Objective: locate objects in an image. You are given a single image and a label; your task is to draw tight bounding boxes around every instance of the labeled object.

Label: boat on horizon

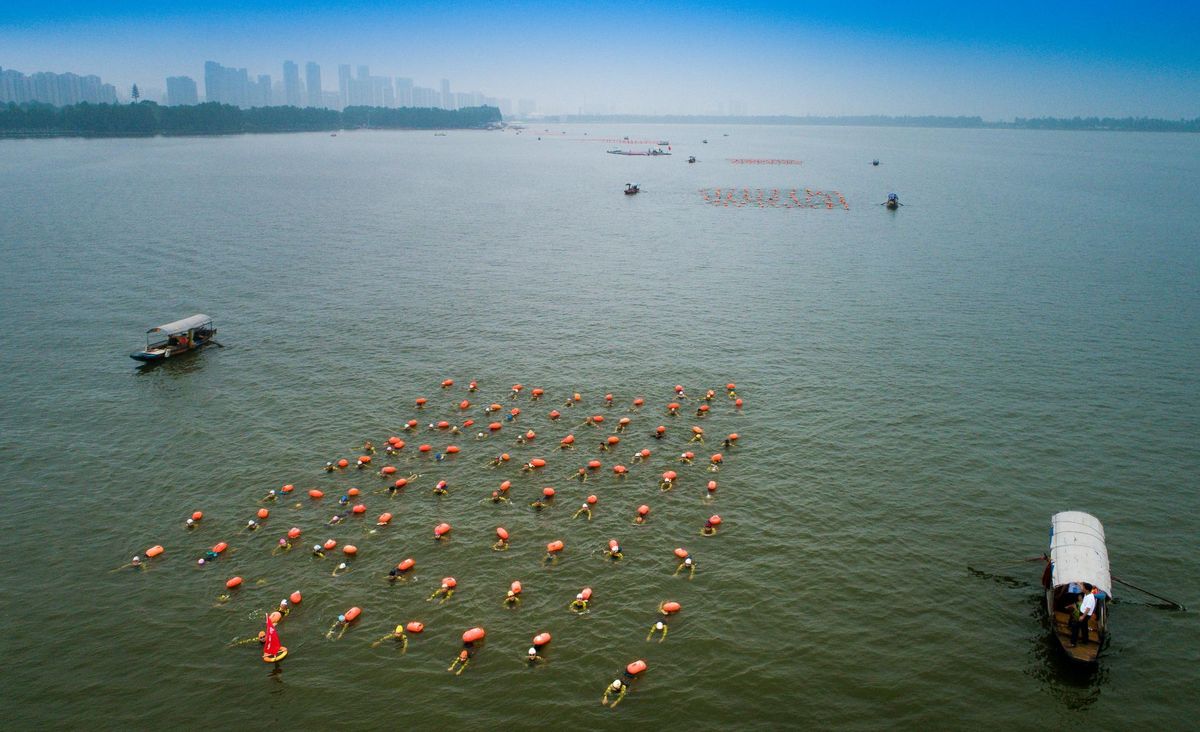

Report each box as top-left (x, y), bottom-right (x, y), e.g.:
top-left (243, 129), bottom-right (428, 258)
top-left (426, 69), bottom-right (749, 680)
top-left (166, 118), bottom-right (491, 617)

top-left (130, 314), bottom-right (216, 362)
top-left (1041, 511), bottom-right (1111, 663)
top-left (607, 148), bottom-right (671, 156)
top-left (624, 183), bottom-right (640, 195)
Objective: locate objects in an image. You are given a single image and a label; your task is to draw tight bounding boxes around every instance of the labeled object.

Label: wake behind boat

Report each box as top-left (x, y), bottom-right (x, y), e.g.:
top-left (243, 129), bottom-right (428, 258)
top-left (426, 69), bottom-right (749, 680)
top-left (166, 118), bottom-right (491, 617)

top-left (130, 314), bottom-right (217, 362)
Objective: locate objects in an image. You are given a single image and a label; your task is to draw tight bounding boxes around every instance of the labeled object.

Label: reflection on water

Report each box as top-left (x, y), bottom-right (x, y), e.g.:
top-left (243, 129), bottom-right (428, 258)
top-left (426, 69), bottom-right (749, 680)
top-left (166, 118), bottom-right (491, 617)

top-left (133, 350), bottom-right (210, 377)
top-left (1025, 593), bottom-right (1108, 710)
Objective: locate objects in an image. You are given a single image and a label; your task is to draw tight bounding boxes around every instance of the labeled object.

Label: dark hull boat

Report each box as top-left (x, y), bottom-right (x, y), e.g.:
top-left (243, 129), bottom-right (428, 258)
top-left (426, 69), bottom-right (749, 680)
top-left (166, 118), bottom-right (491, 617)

top-left (130, 314), bottom-right (216, 362)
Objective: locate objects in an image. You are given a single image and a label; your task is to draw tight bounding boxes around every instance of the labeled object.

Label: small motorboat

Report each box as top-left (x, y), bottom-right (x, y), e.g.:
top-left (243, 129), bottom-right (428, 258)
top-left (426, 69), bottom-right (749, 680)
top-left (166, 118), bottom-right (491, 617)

top-left (883, 192), bottom-right (902, 210)
top-left (872, 159), bottom-right (880, 166)
top-left (624, 183), bottom-right (640, 195)
top-left (657, 140), bottom-right (670, 146)
top-left (130, 314), bottom-right (216, 362)
top-left (1041, 511), bottom-right (1111, 663)
top-left (702, 139), bottom-right (708, 144)
top-left (687, 156), bottom-right (696, 164)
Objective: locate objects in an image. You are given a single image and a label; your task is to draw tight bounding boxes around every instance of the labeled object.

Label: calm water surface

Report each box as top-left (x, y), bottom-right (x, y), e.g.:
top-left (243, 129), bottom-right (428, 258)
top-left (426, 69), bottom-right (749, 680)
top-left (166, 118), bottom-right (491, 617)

top-left (0, 124), bottom-right (1197, 729)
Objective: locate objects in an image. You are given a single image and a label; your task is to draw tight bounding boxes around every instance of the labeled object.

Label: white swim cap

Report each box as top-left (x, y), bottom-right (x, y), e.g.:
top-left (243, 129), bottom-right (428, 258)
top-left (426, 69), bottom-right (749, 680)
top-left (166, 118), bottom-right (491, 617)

top-left (338, 614), bottom-right (346, 622)
top-left (338, 562), bottom-right (347, 569)
top-left (685, 557), bottom-right (693, 565)
top-left (656, 621), bottom-right (664, 629)
top-left (528, 647), bottom-right (536, 655)
top-left (247, 520), bottom-right (255, 526)
top-left (312, 544), bottom-right (321, 551)
top-left (612, 679), bottom-right (622, 689)
top-left (280, 599), bottom-right (289, 607)
top-left (186, 518), bottom-right (194, 525)
top-left (575, 593), bottom-right (583, 600)
top-left (132, 556), bottom-right (140, 562)
top-left (197, 558), bottom-right (205, 565)
top-left (613, 545), bottom-right (621, 553)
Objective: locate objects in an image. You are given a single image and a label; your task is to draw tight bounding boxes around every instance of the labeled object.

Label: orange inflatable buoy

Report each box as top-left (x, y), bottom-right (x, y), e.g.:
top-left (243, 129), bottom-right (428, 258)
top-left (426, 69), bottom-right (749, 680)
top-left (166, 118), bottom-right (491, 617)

top-left (586, 494), bottom-right (597, 504)
top-left (662, 601), bottom-right (681, 614)
top-left (674, 547), bottom-right (689, 559)
top-left (323, 539), bottom-right (337, 550)
top-left (406, 621), bottom-right (424, 634)
top-left (510, 580), bottom-right (522, 594)
top-left (604, 393), bottom-right (613, 401)
top-left (388, 436), bottom-right (402, 446)
top-left (709, 514), bottom-right (722, 525)
top-left (613, 465), bottom-right (627, 474)
top-left (462, 420), bottom-right (474, 428)
top-left (572, 393), bottom-right (582, 402)
top-left (191, 511), bottom-right (204, 521)
top-left (145, 545), bottom-right (164, 558)
top-left (500, 452), bottom-right (510, 462)
top-left (499, 480), bottom-right (511, 492)
top-left (633, 398), bottom-right (645, 407)
top-left (682, 451), bottom-right (695, 460)
top-left (225, 576), bottom-right (243, 589)
top-left (358, 455), bottom-right (372, 464)
top-left (698, 404), bottom-right (710, 413)
top-left (377, 512), bottom-right (393, 525)
top-left (343, 545), bottom-right (358, 556)
top-left (726, 383), bottom-right (736, 391)
top-left (489, 422), bottom-right (503, 431)
top-left (281, 484), bottom-right (294, 493)
top-left (442, 577), bottom-right (458, 589)
top-left (619, 417), bottom-right (631, 426)
top-left (512, 384), bottom-right (523, 392)
top-left (692, 426), bottom-right (704, 435)
top-left (287, 527), bottom-right (302, 539)
top-left (289, 591), bottom-right (302, 604)
top-left (489, 403), bottom-right (503, 412)
top-left (546, 540), bottom-right (564, 553)
top-left (510, 408), bottom-right (521, 417)
top-left (626, 659), bottom-right (648, 676)
top-left (382, 466), bottom-right (397, 475)
top-left (344, 606), bottom-right (361, 622)
top-left (530, 458), bottom-right (546, 468)
top-left (639, 449), bottom-right (651, 458)
top-left (533, 632), bottom-right (551, 647)
top-left (663, 470), bottom-right (677, 481)
top-left (549, 410), bottom-right (561, 420)
top-left (560, 435), bottom-right (575, 446)
top-left (542, 487), bottom-right (555, 497)
top-left (436, 421), bottom-right (450, 429)
top-left (532, 388), bottom-right (544, 397)
top-left (397, 558), bottom-right (415, 571)
top-left (667, 402), bottom-right (680, 412)
top-left (269, 611), bottom-right (282, 624)
top-left (446, 445), bottom-right (460, 454)
top-left (637, 505), bottom-right (650, 516)
top-left (418, 444), bottom-right (432, 453)
top-left (434, 522), bottom-right (452, 537)
top-left (735, 398), bottom-right (744, 407)
top-left (674, 385), bottom-right (684, 393)
top-left (462, 627), bottom-right (486, 643)
top-left (415, 397), bottom-right (427, 406)
top-left (656, 425), bottom-right (666, 434)
top-left (580, 587), bottom-right (593, 601)
top-left (394, 478), bottom-right (408, 489)
top-left (710, 453), bottom-right (723, 463)
top-left (351, 504), bottom-right (366, 514)
top-left (406, 419), bottom-right (418, 429)
top-left (337, 459), bottom-right (350, 468)
top-left (728, 433), bottom-right (740, 442)
top-left (441, 379), bottom-right (454, 388)
top-left (707, 480), bottom-right (718, 492)
top-left (211, 542), bottom-right (227, 554)
top-left (592, 415), bottom-right (605, 424)
top-left (608, 539), bottom-right (619, 551)
top-left (496, 527), bottom-right (510, 540)
top-left (257, 508), bottom-right (269, 519)
top-left (347, 487), bottom-right (361, 497)
top-left (309, 489), bottom-right (324, 499)
top-left (587, 460), bottom-right (602, 469)
top-left (606, 436), bottom-right (620, 445)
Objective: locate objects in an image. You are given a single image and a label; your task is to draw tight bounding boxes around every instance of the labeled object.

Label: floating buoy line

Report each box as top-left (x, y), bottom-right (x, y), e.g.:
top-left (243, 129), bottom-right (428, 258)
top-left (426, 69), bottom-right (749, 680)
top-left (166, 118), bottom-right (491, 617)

top-left (698, 188), bottom-right (850, 209)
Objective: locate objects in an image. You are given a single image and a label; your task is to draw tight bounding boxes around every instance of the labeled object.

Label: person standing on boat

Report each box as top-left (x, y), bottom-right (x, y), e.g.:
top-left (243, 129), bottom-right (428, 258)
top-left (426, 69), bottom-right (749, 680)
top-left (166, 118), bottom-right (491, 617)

top-left (1070, 583), bottom-right (1097, 646)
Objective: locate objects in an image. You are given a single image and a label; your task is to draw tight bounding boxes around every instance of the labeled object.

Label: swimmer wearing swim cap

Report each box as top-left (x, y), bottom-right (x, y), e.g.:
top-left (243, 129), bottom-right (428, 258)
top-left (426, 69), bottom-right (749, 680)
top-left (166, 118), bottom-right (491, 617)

top-left (601, 678), bottom-right (628, 707)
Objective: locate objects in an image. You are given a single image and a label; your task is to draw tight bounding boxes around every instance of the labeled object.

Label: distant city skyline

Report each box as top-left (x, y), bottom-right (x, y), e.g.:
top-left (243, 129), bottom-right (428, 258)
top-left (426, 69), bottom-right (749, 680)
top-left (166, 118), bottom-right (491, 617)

top-left (2, 2), bottom-right (1198, 118)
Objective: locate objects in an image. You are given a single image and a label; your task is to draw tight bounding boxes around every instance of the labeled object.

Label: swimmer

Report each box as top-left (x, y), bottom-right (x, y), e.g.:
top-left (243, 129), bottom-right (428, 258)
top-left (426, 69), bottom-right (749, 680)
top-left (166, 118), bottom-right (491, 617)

top-left (261, 489), bottom-right (278, 502)
top-left (646, 620), bottom-right (668, 642)
top-left (428, 580), bottom-right (455, 604)
top-left (370, 625), bottom-right (408, 652)
top-left (526, 646), bottom-right (545, 665)
top-left (272, 537), bottom-right (292, 555)
top-left (246, 520), bottom-right (260, 531)
top-left (598, 440), bottom-right (610, 452)
top-left (674, 556), bottom-right (696, 579)
top-left (328, 511), bottom-right (349, 525)
top-left (702, 519), bottom-right (718, 536)
top-left (659, 477), bottom-right (674, 491)
top-left (278, 599), bottom-right (291, 617)
top-left (569, 593), bottom-right (590, 613)
top-left (493, 536), bottom-right (510, 552)
top-left (433, 480), bottom-right (449, 496)
top-left (573, 467), bottom-right (588, 482)
top-left (476, 432), bottom-right (487, 440)
top-left (326, 613), bottom-right (354, 640)
top-left (488, 455), bottom-right (506, 467)
top-left (363, 440), bottom-right (375, 454)
top-left (653, 426), bottom-right (666, 439)
top-left (311, 544), bottom-right (325, 559)
top-left (332, 561), bottom-right (351, 577)
top-left (679, 452), bottom-right (693, 464)
top-left (448, 646), bottom-right (472, 675)
top-left (356, 459), bottom-right (368, 469)
top-left (722, 437), bottom-right (732, 449)
top-left (324, 461), bottom-right (335, 472)
top-left (530, 498), bottom-right (547, 512)
top-left (434, 453), bottom-right (446, 462)
top-left (704, 389), bottom-right (716, 402)
top-left (116, 555), bottom-right (144, 572)
top-left (601, 679), bottom-right (628, 708)
top-left (228, 630), bottom-right (267, 647)
top-left (449, 425), bottom-right (461, 435)
top-left (572, 503), bottom-right (592, 521)
top-left (203, 549), bottom-right (219, 561)
top-left (607, 542), bottom-right (623, 561)
top-left (689, 430), bottom-right (704, 443)
top-left (338, 494), bottom-right (350, 506)
top-left (384, 444), bottom-right (396, 455)
top-left (503, 590), bottom-right (521, 608)
top-left (489, 490), bottom-right (510, 505)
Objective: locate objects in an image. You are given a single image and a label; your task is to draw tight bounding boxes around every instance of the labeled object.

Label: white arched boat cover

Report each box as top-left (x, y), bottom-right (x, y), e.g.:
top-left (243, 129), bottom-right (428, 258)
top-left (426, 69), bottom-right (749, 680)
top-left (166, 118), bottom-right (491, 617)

top-left (148, 314), bottom-right (212, 335)
top-left (1048, 511), bottom-right (1112, 597)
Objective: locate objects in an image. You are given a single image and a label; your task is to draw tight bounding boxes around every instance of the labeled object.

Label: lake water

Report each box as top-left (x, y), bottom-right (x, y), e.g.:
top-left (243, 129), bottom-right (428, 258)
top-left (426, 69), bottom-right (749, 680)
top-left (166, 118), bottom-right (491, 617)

top-left (1, 124), bottom-right (1197, 728)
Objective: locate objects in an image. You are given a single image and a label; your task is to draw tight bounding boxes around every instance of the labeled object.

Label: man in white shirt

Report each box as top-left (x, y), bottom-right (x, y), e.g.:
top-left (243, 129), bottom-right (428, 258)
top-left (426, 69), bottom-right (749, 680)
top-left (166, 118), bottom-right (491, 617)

top-left (1070, 584), bottom-right (1098, 646)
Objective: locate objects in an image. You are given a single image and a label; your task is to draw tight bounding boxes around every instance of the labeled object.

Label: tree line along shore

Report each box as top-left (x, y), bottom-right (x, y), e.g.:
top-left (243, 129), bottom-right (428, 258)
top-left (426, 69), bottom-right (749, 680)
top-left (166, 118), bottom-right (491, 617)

top-left (0, 101), bottom-right (503, 137)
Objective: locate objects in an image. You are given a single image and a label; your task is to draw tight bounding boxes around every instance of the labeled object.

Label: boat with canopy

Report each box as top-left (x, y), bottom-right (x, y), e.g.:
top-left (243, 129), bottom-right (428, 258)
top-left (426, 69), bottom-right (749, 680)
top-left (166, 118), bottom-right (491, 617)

top-left (130, 314), bottom-right (216, 362)
top-left (1041, 511), bottom-right (1111, 663)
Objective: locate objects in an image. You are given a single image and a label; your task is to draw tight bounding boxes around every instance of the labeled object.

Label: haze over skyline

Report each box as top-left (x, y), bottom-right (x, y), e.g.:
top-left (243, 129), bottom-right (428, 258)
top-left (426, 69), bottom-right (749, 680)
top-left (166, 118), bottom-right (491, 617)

top-left (3, 1), bottom-right (1198, 118)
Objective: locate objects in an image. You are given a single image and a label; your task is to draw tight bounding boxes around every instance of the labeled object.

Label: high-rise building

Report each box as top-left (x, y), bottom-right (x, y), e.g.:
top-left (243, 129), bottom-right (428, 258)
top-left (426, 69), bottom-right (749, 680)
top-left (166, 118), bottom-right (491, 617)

top-left (395, 77), bottom-right (413, 107)
top-left (337, 64), bottom-right (351, 110)
top-left (204, 61), bottom-right (222, 103)
top-left (0, 66), bottom-right (117, 105)
top-left (283, 61), bottom-right (301, 107)
top-left (254, 75), bottom-right (272, 107)
top-left (412, 86), bottom-right (439, 108)
top-left (305, 62), bottom-right (322, 108)
top-left (166, 76), bottom-right (198, 106)
top-left (440, 79), bottom-right (453, 110)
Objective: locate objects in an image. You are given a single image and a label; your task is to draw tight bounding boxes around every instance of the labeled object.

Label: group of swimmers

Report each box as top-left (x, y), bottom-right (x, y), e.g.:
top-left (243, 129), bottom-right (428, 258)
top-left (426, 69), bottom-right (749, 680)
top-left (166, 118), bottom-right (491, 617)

top-left (130, 381), bottom-right (744, 709)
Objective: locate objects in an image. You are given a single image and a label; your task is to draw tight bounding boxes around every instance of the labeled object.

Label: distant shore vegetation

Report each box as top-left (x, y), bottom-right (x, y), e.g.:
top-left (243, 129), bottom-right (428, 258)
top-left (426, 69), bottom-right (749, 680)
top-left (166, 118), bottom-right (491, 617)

top-left (551, 114), bottom-right (1200, 132)
top-left (0, 101), bottom-right (503, 137)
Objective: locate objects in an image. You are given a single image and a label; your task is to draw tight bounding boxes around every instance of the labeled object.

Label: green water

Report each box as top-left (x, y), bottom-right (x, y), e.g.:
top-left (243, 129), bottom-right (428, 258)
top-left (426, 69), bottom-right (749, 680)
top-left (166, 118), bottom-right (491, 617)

top-left (0, 125), bottom-right (1197, 728)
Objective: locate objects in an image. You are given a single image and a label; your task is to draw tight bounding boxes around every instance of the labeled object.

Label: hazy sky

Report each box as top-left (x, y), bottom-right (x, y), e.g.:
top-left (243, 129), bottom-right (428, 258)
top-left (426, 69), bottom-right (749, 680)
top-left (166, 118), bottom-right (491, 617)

top-left (3, 1), bottom-right (1198, 117)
